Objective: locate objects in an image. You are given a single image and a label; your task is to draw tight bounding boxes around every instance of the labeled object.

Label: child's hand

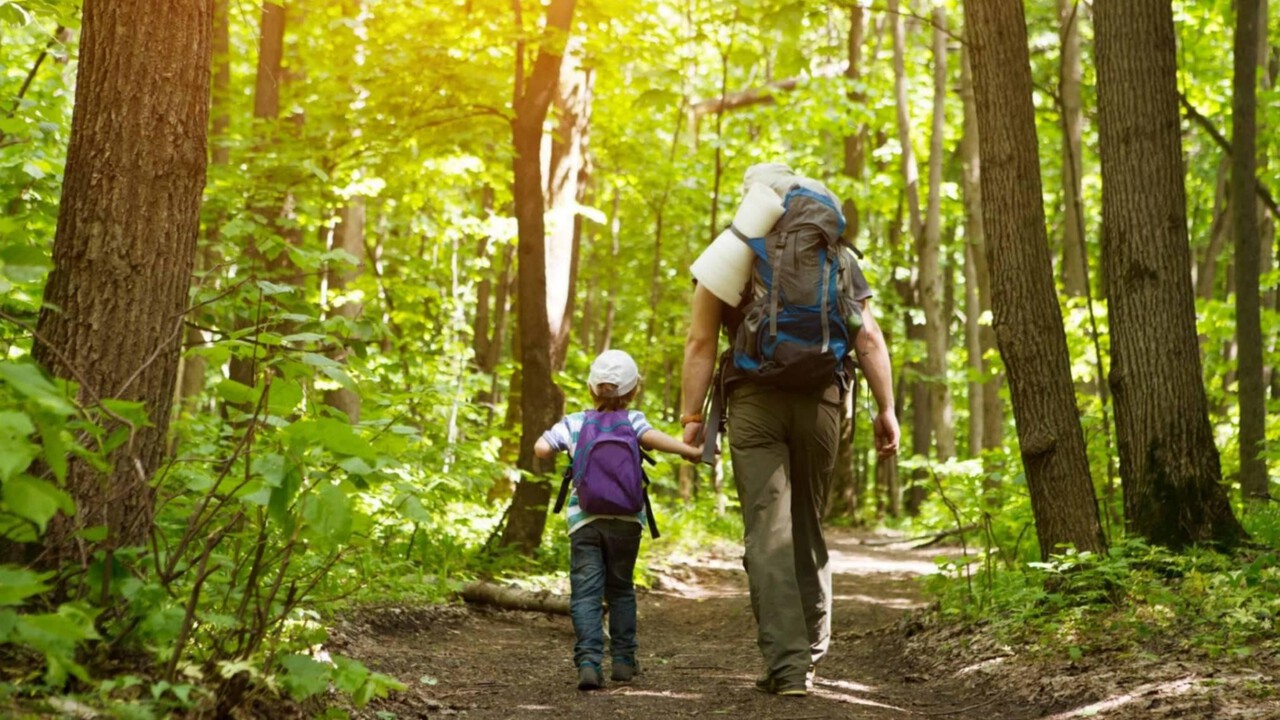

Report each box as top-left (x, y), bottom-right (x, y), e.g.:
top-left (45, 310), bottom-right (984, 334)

top-left (684, 445), bottom-right (704, 463)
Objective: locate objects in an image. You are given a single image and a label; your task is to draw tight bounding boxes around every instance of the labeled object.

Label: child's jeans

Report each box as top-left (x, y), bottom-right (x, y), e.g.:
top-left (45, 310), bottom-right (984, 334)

top-left (569, 518), bottom-right (642, 669)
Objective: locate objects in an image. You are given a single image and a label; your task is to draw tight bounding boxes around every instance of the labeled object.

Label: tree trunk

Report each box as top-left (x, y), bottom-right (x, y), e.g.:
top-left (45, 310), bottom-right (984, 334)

top-left (180, 0), bottom-right (231, 408)
top-left (1233, 0), bottom-right (1268, 500)
top-left (1094, 0), bottom-right (1246, 547)
top-left (843, 5), bottom-right (868, 240)
top-left (964, 0), bottom-right (1106, 559)
top-left (499, 0), bottom-right (577, 554)
top-left (922, 6), bottom-right (954, 460)
top-left (32, 0), bottom-right (211, 561)
top-left (959, 45), bottom-right (986, 460)
top-left (1059, 0), bottom-right (1088, 298)
top-left (891, 0), bottom-right (924, 240)
top-left (323, 200), bottom-right (366, 422)
top-left (228, 1), bottom-right (286, 393)
top-left (1196, 158), bottom-right (1232, 301)
top-left (546, 38), bottom-right (591, 371)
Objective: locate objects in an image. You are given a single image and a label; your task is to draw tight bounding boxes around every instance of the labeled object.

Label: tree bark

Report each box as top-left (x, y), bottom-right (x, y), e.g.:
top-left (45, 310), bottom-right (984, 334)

top-left (459, 580), bottom-right (569, 615)
top-left (964, 0), bottom-right (1105, 559)
top-left (922, 6), bottom-right (954, 460)
top-left (959, 45), bottom-right (988, 460)
top-left (1059, 0), bottom-right (1088, 298)
top-left (32, 0), bottom-right (211, 561)
top-left (499, 0), bottom-right (577, 554)
top-left (324, 199), bottom-right (366, 422)
top-left (1094, 0), bottom-right (1245, 548)
top-left (1196, 158), bottom-right (1232, 301)
top-left (180, 0), bottom-right (231, 407)
top-left (1233, 0), bottom-right (1268, 500)
top-left (228, 1), bottom-right (287, 393)
top-left (546, 38), bottom-right (591, 371)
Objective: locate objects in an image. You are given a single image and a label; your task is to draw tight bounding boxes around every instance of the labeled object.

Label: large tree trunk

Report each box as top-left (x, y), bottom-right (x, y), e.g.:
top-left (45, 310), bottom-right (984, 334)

top-left (1233, 0), bottom-right (1267, 500)
top-left (1094, 0), bottom-right (1245, 547)
top-left (499, 0), bottom-right (577, 554)
top-left (922, 6), bottom-right (954, 460)
top-left (964, 0), bottom-right (1106, 559)
top-left (1059, 0), bottom-right (1088, 298)
top-left (32, 0), bottom-right (211, 562)
top-left (324, 199), bottom-right (366, 422)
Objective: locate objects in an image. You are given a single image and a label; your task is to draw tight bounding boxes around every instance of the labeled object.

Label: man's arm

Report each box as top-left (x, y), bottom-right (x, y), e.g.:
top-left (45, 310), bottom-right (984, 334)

top-left (854, 300), bottom-right (900, 457)
top-left (680, 284), bottom-right (723, 444)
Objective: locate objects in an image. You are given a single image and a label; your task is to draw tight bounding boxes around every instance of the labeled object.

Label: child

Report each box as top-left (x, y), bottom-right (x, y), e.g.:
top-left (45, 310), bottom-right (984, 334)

top-left (534, 349), bottom-right (701, 691)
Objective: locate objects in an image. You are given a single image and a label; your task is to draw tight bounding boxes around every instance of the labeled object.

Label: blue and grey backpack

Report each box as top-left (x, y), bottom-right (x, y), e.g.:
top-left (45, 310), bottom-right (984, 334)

top-left (729, 186), bottom-right (863, 394)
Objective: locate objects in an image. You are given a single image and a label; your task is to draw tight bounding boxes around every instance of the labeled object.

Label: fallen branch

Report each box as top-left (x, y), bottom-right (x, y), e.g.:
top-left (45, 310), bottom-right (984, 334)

top-left (458, 580), bottom-right (569, 615)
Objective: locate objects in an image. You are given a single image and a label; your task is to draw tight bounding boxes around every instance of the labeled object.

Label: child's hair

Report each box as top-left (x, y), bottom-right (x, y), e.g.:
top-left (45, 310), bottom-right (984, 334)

top-left (591, 383), bottom-right (638, 412)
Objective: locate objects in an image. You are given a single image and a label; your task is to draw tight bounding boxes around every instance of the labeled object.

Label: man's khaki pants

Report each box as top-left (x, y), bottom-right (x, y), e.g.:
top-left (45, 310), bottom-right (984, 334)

top-left (727, 382), bottom-right (841, 684)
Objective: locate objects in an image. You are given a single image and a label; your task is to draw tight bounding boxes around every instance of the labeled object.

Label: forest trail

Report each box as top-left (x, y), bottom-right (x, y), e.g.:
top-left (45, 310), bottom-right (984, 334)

top-left (330, 532), bottom-right (1038, 720)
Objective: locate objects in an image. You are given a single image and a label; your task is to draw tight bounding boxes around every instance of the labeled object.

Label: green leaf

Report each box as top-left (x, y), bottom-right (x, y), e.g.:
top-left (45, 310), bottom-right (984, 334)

top-left (0, 362), bottom-right (74, 415)
top-left (215, 379), bottom-right (259, 406)
top-left (3, 475), bottom-right (74, 533)
top-left (21, 160), bottom-right (44, 180)
top-left (321, 366), bottom-right (358, 391)
top-left (31, 413), bottom-right (69, 482)
top-left (256, 280), bottom-right (296, 296)
top-left (0, 566), bottom-right (53, 605)
top-left (267, 378), bottom-right (303, 416)
top-left (337, 456), bottom-right (375, 476)
top-left (279, 654), bottom-right (331, 700)
top-left (285, 419), bottom-right (376, 460)
top-left (301, 352), bottom-right (342, 368)
top-left (0, 410), bottom-right (37, 481)
top-left (302, 482), bottom-right (352, 544)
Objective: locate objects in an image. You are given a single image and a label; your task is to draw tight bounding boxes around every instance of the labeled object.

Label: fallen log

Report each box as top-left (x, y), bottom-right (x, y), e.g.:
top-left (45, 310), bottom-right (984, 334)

top-left (458, 581), bottom-right (570, 615)
top-left (860, 523), bottom-right (979, 548)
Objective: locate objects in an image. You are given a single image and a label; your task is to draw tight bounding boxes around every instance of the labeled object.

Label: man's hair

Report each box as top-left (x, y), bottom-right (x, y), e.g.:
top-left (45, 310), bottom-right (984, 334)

top-left (591, 383), bottom-right (638, 412)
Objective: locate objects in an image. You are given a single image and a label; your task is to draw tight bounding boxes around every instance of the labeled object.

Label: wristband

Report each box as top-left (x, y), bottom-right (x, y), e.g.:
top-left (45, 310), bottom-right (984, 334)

top-left (680, 413), bottom-right (703, 426)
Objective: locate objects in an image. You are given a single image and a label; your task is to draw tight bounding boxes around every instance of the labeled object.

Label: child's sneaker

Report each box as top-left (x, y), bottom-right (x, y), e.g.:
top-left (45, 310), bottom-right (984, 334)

top-left (610, 657), bottom-right (638, 682)
top-left (577, 663), bottom-right (604, 691)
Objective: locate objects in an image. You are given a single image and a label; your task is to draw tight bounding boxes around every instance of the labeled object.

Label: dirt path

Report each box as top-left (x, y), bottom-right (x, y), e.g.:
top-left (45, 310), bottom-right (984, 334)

top-left (329, 531), bottom-right (1040, 719)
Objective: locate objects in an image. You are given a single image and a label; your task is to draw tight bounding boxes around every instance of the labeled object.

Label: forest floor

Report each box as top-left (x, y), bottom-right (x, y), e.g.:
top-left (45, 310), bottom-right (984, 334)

top-left (325, 530), bottom-right (1280, 720)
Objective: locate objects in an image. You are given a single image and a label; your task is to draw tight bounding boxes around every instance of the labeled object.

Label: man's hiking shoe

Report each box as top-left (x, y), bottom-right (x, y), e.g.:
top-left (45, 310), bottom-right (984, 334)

top-left (754, 674), bottom-right (807, 697)
top-left (577, 664), bottom-right (604, 691)
top-left (610, 657), bottom-right (637, 682)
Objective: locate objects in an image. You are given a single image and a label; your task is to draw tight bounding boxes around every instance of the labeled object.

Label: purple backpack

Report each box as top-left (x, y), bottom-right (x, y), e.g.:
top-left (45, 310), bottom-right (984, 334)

top-left (570, 410), bottom-right (645, 515)
top-left (551, 410), bottom-right (661, 537)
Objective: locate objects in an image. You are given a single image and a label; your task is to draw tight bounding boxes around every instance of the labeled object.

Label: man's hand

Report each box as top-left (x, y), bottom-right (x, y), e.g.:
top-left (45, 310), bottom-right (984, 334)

top-left (874, 409), bottom-right (900, 458)
top-left (682, 421), bottom-right (703, 446)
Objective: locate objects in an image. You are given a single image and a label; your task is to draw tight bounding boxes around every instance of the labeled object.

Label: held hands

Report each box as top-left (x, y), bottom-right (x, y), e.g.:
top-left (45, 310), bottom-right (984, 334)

top-left (874, 409), bottom-right (900, 458)
top-left (682, 421), bottom-right (703, 446)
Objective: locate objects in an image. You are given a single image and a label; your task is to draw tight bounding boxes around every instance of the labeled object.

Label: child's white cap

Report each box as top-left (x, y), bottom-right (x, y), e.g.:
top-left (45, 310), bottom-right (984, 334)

top-left (589, 349), bottom-right (640, 397)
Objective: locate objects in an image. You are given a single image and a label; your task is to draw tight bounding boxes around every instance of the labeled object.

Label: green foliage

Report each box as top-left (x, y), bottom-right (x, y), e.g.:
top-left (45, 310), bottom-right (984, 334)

top-left (926, 538), bottom-right (1280, 661)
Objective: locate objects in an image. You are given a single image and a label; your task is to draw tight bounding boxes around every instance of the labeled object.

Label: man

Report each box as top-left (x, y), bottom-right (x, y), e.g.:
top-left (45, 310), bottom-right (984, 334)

top-left (680, 165), bottom-right (899, 697)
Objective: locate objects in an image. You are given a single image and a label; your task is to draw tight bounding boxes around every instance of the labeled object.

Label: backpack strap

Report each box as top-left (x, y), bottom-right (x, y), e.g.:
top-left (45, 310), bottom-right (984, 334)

top-left (552, 455), bottom-right (573, 514)
top-left (768, 232), bottom-right (787, 338)
top-left (820, 254), bottom-right (833, 353)
top-left (638, 452), bottom-right (661, 539)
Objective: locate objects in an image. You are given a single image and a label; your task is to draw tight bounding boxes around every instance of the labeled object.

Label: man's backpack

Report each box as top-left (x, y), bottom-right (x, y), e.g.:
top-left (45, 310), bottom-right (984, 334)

top-left (729, 186), bottom-right (862, 394)
top-left (552, 410), bottom-right (660, 537)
